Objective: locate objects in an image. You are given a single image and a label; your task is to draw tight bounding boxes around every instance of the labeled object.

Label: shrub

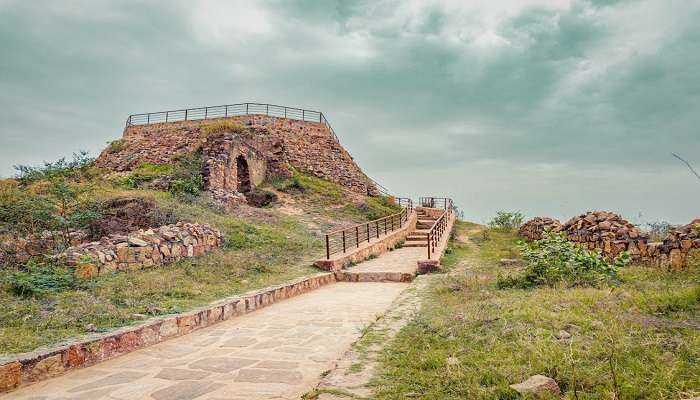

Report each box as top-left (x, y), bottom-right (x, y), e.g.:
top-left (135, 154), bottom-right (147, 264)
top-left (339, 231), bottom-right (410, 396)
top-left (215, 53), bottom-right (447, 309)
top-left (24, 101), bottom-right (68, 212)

top-left (14, 151), bottom-right (95, 185)
top-left (643, 221), bottom-right (676, 242)
top-left (5, 259), bottom-right (84, 297)
top-left (362, 196), bottom-right (402, 220)
top-left (122, 163), bottom-right (175, 189)
top-left (488, 211), bottom-right (524, 231)
top-left (105, 139), bottom-right (126, 154)
top-left (497, 231), bottom-right (630, 289)
top-left (168, 153), bottom-right (204, 200)
top-left (201, 121), bottom-right (249, 137)
top-left (0, 177), bottom-right (101, 243)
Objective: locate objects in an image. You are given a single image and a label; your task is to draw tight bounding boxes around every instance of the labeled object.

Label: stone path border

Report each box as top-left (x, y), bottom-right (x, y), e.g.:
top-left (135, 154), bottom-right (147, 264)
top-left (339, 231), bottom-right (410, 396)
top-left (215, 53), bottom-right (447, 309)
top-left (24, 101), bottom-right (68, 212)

top-left (0, 273), bottom-right (337, 393)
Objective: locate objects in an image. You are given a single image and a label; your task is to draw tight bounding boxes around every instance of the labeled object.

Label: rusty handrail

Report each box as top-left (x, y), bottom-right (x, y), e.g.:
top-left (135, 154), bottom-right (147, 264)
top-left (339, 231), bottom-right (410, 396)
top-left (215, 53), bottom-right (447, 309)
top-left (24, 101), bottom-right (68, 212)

top-left (324, 200), bottom-right (414, 259)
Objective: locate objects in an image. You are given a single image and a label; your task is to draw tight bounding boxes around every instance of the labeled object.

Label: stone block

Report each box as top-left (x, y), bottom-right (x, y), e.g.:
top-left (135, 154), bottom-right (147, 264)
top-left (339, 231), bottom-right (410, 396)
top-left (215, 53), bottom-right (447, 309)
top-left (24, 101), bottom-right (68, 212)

top-left (0, 362), bottom-right (21, 392)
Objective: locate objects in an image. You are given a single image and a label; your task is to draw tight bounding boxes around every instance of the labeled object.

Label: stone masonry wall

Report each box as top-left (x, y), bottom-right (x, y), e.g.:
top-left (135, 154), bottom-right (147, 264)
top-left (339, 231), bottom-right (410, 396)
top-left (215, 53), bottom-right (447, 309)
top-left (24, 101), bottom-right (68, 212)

top-left (60, 223), bottom-right (223, 277)
top-left (518, 212), bottom-right (700, 270)
top-left (95, 115), bottom-right (378, 196)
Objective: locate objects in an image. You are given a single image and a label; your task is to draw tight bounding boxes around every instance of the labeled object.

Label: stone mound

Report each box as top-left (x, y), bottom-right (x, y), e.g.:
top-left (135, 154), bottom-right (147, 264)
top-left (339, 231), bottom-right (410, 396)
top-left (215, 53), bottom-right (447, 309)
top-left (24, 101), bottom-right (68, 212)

top-left (562, 211), bottom-right (647, 242)
top-left (518, 217), bottom-right (562, 240)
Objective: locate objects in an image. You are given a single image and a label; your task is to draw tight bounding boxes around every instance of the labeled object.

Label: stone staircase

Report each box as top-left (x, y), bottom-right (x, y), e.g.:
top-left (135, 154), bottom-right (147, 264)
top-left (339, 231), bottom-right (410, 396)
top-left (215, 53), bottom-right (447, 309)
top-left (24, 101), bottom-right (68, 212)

top-left (403, 208), bottom-right (436, 248)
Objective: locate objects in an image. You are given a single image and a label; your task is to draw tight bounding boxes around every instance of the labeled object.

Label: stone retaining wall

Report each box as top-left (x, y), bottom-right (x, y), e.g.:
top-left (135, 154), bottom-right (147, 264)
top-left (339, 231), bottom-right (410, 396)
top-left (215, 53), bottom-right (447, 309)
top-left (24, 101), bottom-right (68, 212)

top-left (519, 212), bottom-right (700, 270)
top-left (0, 272), bottom-right (337, 393)
top-left (1, 231), bottom-right (88, 266)
top-left (60, 223), bottom-right (223, 277)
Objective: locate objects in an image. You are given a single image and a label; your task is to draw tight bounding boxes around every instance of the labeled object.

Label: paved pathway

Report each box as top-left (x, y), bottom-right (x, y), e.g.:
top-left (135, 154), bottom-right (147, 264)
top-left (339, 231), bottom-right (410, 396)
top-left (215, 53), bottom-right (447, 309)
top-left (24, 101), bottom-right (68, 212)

top-left (3, 241), bottom-right (430, 400)
top-left (347, 247), bottom-right (425, 275)
top-left (4, 282), bottom-right (407, 400)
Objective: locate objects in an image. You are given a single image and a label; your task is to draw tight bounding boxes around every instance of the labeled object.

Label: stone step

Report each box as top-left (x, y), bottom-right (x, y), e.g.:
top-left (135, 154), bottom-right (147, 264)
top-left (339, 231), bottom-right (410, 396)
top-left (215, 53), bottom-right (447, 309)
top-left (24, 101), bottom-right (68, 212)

top-left (403, 241), bottom-right (428, 247)
top-left (406, 236), bottom-right (427, 241)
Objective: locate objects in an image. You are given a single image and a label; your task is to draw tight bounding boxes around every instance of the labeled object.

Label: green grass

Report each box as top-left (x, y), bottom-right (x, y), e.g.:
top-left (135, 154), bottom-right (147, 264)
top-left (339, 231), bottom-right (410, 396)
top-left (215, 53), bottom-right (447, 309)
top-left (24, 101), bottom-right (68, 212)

top-left (0, 171), bottom-right (384, 356)
top-left (373, 221), bottom-right (700, 399)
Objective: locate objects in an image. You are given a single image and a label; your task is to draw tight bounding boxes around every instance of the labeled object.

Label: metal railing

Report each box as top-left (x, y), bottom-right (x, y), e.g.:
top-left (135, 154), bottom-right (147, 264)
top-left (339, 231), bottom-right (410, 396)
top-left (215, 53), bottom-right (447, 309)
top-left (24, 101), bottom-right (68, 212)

top-left (324, 203), bottom-right (412, 260)
top-left (125, 102), bottom-right (340, 143)
top-left (395, 197), bottom-right (413, 211)
top-left (422, 197), bottom-right (455, 259)
top-left (419, 197), bottom-right (454, 210)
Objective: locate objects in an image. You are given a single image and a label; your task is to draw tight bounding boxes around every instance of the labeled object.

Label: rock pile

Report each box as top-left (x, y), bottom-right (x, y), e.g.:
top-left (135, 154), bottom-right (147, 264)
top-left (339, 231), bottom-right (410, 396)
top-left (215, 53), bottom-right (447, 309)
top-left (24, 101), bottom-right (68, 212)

top-left (518, 217), bottom-right (562, 240)
top-left (60, 222), bottom-right (223, 278)
top-left (562, 211), bottom-right (646, 243)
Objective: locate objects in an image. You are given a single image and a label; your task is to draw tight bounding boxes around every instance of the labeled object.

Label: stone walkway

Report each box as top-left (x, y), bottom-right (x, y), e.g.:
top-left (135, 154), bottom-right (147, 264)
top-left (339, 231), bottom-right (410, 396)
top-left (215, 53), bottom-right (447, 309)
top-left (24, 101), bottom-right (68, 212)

top-left (347, 247), bottom-right (425, 276)
top-left (4, 284), bottom-right (408, 400)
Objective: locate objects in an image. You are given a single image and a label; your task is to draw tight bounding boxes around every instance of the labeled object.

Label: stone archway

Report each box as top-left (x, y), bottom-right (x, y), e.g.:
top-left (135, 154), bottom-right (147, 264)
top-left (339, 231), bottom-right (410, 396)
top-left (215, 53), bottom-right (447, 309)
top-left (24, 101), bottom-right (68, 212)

top-left (236, 155), bottom-right (251, 193)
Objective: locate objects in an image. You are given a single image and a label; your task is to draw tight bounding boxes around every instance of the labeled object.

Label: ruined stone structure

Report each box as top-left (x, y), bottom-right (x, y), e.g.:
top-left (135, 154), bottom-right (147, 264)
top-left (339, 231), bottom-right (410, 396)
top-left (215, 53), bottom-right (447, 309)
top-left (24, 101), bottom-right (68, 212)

top-left (61, 222), bottom-right (223, 277)
top-left (96, 114), bottom-right (379, 206)
top-left (518, 217), bottom-right (563, 241)
top-left (519, 211), bottom-right (700, 270)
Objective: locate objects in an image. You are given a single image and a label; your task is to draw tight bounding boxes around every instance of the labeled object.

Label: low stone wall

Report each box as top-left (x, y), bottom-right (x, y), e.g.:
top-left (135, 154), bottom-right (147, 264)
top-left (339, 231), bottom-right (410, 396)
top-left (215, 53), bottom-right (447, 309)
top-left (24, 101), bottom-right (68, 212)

top-left (314, 211), bottom-right (417, 272)
top-left (60, 223), bottom-right (223, 277)
top-left (1, 231), bottom-right (89, 266)
top-left (519, 212), bottom-right (700, 270)
top-left (0, 272), bottom-right (338, 393)
top-left (518, 217), bottom-right (563, 241)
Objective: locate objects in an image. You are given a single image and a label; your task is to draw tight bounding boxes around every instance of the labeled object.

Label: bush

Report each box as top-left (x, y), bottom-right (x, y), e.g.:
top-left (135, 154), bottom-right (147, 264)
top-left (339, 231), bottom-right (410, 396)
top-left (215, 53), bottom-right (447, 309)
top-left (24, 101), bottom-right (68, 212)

top-left (643, 221), bottom-right (676, 242)
top-left (5, 260), bottom-right (84, 297)
top-left (201, 121), bottom-right (249, 137)
top-left (0, 178), bottom-right (101, 241)
top-left (362, 196), bottom-right (402, 220)
top-left (497, 231), bottom-right (630, 289)
top-left (105, 139), bottom-right (126, 154)
top-left (488, 211), bottom-right (524, 230)
top-left (168, 153), bottom-right (204, 199)
top-left (122, 163), bottom-right (174, 189)
top-left (14, 151), bottom-right (95, 185)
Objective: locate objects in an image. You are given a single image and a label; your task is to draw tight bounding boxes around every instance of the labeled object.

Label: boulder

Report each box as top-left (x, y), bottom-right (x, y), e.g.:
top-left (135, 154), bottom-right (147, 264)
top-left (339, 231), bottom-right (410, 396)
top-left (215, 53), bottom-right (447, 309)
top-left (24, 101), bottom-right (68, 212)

top-left (510, 375), bottom-right (561, 397)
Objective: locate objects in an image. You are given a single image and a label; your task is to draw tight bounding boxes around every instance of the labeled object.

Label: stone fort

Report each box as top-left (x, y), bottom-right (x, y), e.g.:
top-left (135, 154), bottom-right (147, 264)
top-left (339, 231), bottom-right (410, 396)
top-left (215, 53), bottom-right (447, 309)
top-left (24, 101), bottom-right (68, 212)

top-left (95, 103), bottom-right (380, 205)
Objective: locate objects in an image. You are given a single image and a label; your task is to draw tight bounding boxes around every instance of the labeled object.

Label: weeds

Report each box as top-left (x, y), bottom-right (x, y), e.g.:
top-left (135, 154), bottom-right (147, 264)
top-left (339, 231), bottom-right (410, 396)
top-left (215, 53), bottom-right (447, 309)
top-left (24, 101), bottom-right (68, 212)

top-left (497, 232), bottom-right (630, 289)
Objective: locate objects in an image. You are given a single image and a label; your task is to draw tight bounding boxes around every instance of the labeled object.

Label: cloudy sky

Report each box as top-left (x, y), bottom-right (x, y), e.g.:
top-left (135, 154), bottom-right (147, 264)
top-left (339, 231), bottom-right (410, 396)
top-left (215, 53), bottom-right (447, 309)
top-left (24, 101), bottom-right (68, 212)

top-left (1, 0), bottom-right (698, 224)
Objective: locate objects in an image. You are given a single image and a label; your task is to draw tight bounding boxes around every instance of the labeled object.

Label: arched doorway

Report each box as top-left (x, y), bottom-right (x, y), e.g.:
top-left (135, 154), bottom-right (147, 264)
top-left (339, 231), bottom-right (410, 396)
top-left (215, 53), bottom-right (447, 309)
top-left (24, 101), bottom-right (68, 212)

top-left (236, 155), bottom-right (251, 193)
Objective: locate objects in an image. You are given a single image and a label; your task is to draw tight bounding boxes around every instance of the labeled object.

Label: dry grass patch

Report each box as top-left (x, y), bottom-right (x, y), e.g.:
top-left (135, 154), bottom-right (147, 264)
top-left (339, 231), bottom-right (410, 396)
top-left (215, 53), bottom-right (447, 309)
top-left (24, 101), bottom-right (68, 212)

top-left (373, 221), bottom-right (700, 399)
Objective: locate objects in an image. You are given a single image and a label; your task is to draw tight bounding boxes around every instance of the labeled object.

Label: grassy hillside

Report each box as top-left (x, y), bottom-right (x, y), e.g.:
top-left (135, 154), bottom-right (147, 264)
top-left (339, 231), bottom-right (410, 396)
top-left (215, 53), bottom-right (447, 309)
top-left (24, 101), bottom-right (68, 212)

top-left (374, 221), bottom-right (700, 399)
top-left (0, 154), bottom-right (400, 355)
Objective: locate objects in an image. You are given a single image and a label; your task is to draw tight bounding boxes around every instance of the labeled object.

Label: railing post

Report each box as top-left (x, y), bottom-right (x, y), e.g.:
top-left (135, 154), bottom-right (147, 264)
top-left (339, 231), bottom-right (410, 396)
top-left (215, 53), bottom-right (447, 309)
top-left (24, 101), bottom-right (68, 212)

top-left (342, 231), bottom-right (346, 253)
top-left (284, 107), bottom-right (287, 118)
top-left (147, 113), bottom-right (150, 125)
top-left (376, 221), bottom-right (379, 238)
top-left (302, 109), bottom-right (305, 121)
top-left (427, 232), bottom-right (431, 259)
top-left (246, 103), bottom-right (249, 114)
top-left (266, 104), bottom-right (269, 115)
top-left (204, 107), bottom-right (208, 119)
top-left (185, 109), bottom-right (188, 120)
top-left (356, 226), bottom-right (359, 248)
top-left (225, 105), bottom-right (228, 117)
top-left (326, 235), bottom-right (330, 260)
top-left (165, 111), bottom-right (169, 122)
top-left (367, 223), bottom-right (370, 242)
